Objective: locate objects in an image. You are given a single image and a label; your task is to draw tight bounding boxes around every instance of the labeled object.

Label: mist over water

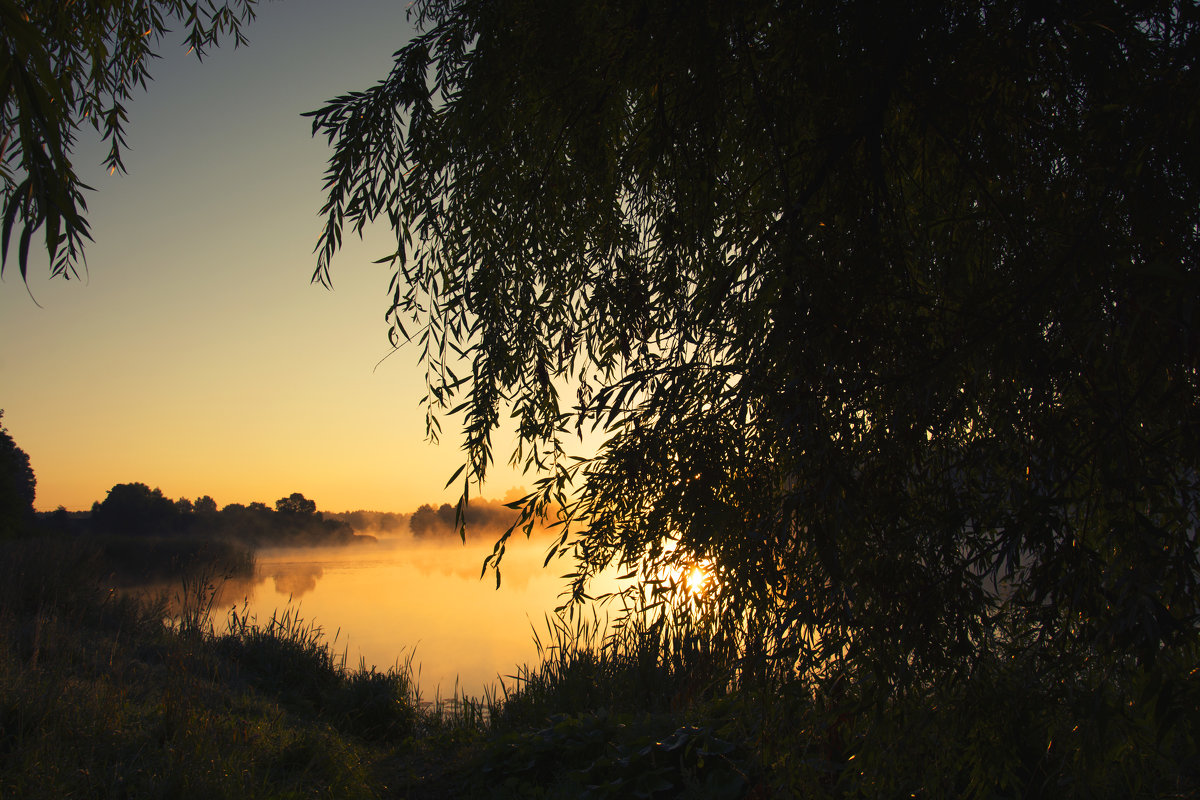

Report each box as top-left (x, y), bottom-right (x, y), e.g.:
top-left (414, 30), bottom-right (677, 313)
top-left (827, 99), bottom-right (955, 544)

top-left (206, 532), bottom-right (580, 700)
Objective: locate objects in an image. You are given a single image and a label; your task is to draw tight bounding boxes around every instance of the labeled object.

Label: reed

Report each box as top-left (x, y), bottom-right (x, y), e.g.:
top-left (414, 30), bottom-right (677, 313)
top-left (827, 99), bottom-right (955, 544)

top-left (487, 601), bottom-right (736, 734)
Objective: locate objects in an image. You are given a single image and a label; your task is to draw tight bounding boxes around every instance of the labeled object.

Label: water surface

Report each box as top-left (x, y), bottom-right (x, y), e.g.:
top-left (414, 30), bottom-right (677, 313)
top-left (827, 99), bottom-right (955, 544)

top-left (211, 534), bottom-right (580, 700)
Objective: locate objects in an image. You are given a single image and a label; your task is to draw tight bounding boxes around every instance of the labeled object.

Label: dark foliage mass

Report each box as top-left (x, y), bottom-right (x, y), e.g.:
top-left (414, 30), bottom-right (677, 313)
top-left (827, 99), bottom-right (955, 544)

top-left (88, 482), bottom-right (367, 548)
top-left (0, 410), bottom-right (35, 537)
top-left (311, 0), bottom-right (1200, 709)
top-left (275, 492), bottom-right (317, 516)
top-left (91, 482), bottom-right (178, 537)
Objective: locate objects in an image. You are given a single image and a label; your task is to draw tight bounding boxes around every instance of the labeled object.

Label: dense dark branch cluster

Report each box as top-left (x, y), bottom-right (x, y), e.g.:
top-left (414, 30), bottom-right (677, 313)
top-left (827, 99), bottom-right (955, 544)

top-left (311, 0), bottom-right (1200, 689)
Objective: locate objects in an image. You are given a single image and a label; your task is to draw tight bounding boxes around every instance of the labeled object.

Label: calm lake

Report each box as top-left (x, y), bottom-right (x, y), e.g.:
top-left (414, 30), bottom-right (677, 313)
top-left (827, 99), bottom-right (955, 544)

top-left (200, 534), bottom-right (613, 701)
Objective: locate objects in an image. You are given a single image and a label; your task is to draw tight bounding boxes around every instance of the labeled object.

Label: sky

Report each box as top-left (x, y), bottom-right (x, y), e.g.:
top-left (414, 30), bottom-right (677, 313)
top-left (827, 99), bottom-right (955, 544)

top-left (0, 0), bottom-right (530, 513)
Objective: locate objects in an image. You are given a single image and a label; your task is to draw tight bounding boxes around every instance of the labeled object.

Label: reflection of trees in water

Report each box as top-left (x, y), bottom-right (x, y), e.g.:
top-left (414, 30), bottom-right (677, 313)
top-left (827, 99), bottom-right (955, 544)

top-left (217, 562), bottom-right (327, 600)
top-left (213, 573), bottom-right (261, 608)
top-left (139, 561), bottom-right (326, 617)
top-left (265, 563), bottom-right (324, 598)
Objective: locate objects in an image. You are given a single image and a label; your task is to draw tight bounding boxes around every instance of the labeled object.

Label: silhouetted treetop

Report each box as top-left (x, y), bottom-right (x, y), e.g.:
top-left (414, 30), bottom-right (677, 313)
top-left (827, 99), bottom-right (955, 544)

top-left (275, 492), bottom-right (317, 516)
top-left (0, 411), bottom-right (35, 537)
top-left (93, 482), bottom-right (179, 536)
top-left (311, 1), bottom-right (1200, 688)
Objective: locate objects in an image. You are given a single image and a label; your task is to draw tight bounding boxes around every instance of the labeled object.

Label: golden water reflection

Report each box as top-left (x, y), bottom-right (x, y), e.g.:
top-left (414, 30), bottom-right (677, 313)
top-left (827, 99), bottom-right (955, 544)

top-left (209, 536), bottom-right (586, 701)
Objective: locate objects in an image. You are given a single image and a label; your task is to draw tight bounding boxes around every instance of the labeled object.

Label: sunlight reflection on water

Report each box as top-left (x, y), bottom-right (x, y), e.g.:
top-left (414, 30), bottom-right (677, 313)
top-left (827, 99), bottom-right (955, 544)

top-left (210, 535), bottom-right (590, 700)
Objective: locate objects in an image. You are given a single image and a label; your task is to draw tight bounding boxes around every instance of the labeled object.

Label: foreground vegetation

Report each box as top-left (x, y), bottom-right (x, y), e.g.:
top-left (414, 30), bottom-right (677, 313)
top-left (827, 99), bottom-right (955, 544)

top-left (0, 534), bottom-right (1195, 799)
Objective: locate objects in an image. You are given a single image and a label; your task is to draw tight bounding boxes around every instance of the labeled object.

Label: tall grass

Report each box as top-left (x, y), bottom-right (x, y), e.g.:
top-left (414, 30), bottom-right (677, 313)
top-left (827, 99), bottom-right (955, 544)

top-left (0, 535), bottom-right (413, 798)
top-left (172, 565), bottom-right (231, 637)
top-left (471, 593), bottom-right (1200, 800)
top-left (489, 600), bottom-right (737, 732)
top-left (2, 533), bottom-right (1195, 798)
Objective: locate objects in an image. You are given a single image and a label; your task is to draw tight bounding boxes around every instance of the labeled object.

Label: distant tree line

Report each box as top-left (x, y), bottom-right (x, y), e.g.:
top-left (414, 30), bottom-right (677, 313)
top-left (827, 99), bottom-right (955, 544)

top-left (324, 510), bottom-right (409, 536)
top-left (0, 407), bottom-right (529, 549)
top-left (408, 495), bottom-right (555, 541)
top-left (78, 483), bottom-right (371, 548)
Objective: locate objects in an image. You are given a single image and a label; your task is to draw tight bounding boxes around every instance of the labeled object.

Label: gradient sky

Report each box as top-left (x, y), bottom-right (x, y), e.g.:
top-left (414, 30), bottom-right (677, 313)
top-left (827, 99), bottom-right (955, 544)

top-left (1, 0), bottom-right (531, 512)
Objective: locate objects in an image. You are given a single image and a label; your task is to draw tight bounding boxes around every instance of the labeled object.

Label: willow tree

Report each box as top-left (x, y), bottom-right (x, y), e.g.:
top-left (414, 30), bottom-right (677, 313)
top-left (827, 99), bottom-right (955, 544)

top-left (310, 1), bottom-right (1200, 689)
top-left (1, 0), bottom-right (257, 282)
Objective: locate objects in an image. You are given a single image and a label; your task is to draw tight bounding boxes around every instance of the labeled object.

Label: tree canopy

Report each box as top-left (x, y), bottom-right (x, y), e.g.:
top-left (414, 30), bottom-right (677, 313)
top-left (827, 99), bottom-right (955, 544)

top-left (92, 481), bottom-right (178, 536)
top-left (275, 491), bottom-right (317, 516)
top-left (310, 0), bottom-right (1200, 690)
top-left (0, 410), bottom-right (35, 537)
top-left (0, 0), bottom-right (256, 282)
top-left (89, 483), bottom-right (362, 545)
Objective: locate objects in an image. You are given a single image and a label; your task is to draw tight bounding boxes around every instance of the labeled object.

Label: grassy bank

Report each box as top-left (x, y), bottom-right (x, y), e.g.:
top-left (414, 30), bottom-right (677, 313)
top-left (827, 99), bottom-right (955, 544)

top-left (0, 534), bottom-right (1195, 799)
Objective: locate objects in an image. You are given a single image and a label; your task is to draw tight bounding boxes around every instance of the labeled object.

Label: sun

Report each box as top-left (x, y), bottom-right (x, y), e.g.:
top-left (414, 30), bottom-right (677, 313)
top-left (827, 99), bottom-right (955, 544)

top-left (685, 562), bottom-right (713, 596)
top-left (634, 539), bottom-right (717, 599)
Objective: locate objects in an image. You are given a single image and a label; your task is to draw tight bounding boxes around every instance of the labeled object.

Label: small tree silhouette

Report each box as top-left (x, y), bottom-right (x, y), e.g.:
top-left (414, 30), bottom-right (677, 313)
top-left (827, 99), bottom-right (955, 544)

top-left (0, 411), bottom-right (35, 538)
top-left (275, 492), bottom-right (317, 516)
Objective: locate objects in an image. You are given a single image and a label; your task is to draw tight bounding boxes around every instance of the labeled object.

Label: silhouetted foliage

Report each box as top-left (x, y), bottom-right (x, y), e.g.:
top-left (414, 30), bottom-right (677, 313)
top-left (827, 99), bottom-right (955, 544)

top-left (218, 497), bottom-right (363, 547)
top-left (407, 503), bottom-right (440, 538)
top-left (87, 483), bottom-right (365, 548)
top-left (0, 410), bottom-right (35, 537)
top-left (409, 496), bottom-right (523, 540)
top-left (326, 509), bottom-right (409, 536)
top-left (37, 505), bottom-right (89, 536)
top-left (92, 482), bottom-right (180, 537)
top-left (0, 0), bottom-right (256, 283)
top-left (311, 0), bottom-right (1200, 703)
top-left (275, 492), bottom-right (317, 516)
top-left (194, 494), bottom-right (218, 514)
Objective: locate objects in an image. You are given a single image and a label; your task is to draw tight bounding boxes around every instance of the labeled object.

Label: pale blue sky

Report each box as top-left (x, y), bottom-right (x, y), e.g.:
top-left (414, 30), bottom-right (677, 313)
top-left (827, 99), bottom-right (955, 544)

top-left (1, 1), bottom-right (529, 512)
